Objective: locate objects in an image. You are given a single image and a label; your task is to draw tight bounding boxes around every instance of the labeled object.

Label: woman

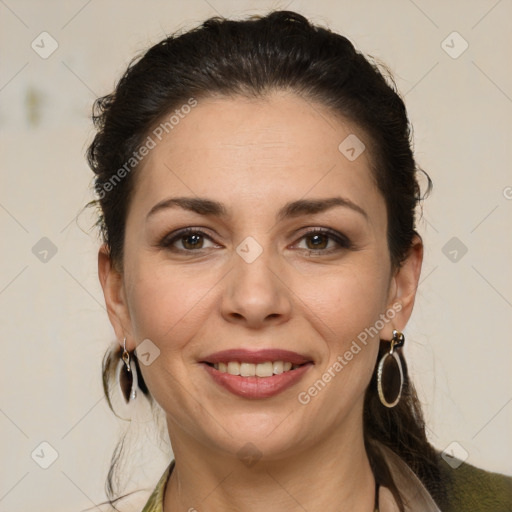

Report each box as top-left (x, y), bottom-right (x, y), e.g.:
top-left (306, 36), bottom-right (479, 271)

top-left (87, 10), bottom-right (512, 512)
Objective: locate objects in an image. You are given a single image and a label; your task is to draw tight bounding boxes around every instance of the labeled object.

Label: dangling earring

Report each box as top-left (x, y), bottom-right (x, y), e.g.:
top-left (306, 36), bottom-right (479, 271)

top-left (377, 329), bottom-right (405, 408)
top-left (116, 337), bottom-right (138, 404)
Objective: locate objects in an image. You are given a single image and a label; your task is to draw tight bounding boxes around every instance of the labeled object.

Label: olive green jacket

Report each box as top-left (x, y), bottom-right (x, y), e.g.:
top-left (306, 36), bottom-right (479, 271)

top-left (436, 456), bottom-right (512, 511)
top-left (140, 447), bottom-right (512, 511)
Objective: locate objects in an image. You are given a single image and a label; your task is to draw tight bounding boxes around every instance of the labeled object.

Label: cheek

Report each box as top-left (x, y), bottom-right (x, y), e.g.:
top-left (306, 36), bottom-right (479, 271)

top-left (126, 247), bottom-right (390, 357)
top-left (125, 261), bottom-right (219, 351)
top-left (297, 259), bottom-right (389, 386)
top-left (303, 260), bottom-right (389, 342)
top-left (124, 262), bottom-right (218, 412)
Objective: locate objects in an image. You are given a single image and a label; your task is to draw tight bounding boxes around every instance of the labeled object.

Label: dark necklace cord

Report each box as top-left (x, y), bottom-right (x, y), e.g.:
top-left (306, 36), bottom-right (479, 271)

top-left (374, 478), bottom-right (380, 511)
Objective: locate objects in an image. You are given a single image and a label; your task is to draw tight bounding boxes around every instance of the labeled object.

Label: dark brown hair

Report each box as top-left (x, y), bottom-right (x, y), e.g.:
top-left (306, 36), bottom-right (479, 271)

top-left (87, 10), bottom-right (447, 511)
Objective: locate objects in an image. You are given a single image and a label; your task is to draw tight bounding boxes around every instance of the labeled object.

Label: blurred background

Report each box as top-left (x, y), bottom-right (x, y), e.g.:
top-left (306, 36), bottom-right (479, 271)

top-left (1, 0), bottom-right (511, 510)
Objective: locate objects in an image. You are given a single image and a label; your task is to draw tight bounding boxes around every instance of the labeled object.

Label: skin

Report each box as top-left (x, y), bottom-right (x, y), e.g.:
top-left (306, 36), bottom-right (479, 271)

top-left (98, 90), bottom-right (423, 512)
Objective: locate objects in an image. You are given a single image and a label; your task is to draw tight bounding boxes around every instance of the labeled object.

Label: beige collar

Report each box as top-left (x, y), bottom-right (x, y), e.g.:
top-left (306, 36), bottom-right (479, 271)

top-left (375, 442), bottom-right (441, 512)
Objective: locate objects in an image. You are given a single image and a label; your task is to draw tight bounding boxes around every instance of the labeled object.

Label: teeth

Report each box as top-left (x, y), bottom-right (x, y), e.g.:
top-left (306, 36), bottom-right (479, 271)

top-left (213, 360), bottom-right (300, 376)
top-left (227, 361), bottom-right (240, 375)
top-left (273, 361), bottom-right (284, 374)
top-left (240, 362), bottom-right (254, 377)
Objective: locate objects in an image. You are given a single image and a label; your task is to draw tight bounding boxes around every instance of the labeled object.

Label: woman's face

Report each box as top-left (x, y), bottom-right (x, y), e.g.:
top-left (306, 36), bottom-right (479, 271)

top-left (100, 90), bottom-right (421, 460)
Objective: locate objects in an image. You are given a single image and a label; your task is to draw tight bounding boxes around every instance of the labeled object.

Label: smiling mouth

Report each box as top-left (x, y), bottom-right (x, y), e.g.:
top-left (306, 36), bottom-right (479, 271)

top-left (204, 360), bottom-right (308, 377)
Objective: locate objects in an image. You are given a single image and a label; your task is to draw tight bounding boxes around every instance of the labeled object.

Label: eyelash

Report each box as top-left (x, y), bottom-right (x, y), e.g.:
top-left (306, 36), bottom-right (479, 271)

top-left (158, 227), bottom-right (352, 255)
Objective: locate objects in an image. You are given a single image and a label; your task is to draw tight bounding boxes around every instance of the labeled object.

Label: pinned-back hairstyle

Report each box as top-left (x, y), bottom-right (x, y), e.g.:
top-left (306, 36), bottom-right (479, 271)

top-left (87, 10), bottom-right (446, 511)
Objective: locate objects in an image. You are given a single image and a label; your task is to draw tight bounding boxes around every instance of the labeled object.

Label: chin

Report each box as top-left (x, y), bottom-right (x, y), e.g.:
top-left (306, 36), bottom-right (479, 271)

top-left (211, 414), bottom-right (308, 461)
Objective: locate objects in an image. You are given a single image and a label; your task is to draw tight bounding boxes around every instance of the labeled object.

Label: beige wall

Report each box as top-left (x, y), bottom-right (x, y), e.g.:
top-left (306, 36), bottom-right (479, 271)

top-left (1, 1), bottom-right (511, 510)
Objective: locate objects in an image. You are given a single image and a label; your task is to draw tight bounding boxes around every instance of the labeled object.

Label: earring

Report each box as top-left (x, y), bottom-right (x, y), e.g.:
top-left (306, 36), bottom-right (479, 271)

top-left (377, 329), bottom-right (405, 408)
top-left (116, 337), bottom-right (138, 404)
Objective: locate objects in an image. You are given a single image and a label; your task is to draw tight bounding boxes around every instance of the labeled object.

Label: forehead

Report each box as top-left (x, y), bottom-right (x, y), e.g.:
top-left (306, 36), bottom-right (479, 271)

top-left (129, 91), bottom-right (384, 225)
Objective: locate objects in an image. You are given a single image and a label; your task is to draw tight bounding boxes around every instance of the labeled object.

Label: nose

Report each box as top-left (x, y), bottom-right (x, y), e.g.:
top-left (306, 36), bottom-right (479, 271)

top-left (220, 243), bottom-right (293, 329)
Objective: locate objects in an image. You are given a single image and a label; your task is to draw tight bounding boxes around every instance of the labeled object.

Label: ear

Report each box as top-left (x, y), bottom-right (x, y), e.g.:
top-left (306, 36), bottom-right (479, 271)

top-left (98, 243), bottom-right (134, 349)
top-left (380, 233), bottom-right (423, 340)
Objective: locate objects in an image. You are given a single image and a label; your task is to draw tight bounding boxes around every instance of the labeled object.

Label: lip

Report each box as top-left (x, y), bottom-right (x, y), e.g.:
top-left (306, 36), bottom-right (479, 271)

top-left (201, 348), bottom-right (313, 365)
top-left (202, 361), bottom-right (314, 399)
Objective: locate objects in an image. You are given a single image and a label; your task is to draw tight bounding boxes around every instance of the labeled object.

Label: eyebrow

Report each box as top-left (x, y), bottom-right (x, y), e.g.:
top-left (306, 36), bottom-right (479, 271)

top-left (146, 196), bottom-right (368, 222)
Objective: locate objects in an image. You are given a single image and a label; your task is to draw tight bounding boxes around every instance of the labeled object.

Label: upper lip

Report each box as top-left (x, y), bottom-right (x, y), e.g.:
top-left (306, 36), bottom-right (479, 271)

top-left (201, 348), bottom-right (313, 365)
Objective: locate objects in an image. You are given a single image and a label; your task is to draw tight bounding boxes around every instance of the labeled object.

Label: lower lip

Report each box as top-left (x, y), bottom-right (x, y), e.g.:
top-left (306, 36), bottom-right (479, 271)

top-left (202, 362), bottom-right (313, 399)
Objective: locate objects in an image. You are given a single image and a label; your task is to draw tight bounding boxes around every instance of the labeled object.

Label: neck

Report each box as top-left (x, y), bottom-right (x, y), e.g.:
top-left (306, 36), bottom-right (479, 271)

top-left (163, 414), bottom-right (377, 512)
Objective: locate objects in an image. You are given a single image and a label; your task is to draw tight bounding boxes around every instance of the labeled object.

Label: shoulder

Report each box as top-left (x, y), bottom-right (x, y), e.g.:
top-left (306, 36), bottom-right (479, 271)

top-left (438, 455), bottom-right (512, 512)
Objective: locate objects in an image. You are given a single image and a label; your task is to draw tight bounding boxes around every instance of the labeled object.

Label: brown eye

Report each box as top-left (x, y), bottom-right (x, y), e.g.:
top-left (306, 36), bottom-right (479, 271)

top-left (160, 228), bottom-right (217, 252)
top-left (304, 233), bottom-right (329, 250)
top-left (180, 233), bottom-right (204, 250)
top-left (295, 229), bottom-right (351, 254)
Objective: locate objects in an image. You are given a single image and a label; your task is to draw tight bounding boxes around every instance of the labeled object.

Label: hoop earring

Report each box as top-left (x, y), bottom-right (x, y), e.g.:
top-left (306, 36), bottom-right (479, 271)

top-left (116, 337), bottom-right (138, 404)
top-left (377, 329), bottom-right (405, 408)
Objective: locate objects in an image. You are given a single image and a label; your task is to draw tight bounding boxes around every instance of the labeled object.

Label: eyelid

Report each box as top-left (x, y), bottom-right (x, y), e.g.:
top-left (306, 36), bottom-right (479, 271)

top-left (291, 226), bottom-right (353, 251)
top-left (158, 226), bottom-right (352, 253)
top-left (159, 227), bottom-right (217, 250)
